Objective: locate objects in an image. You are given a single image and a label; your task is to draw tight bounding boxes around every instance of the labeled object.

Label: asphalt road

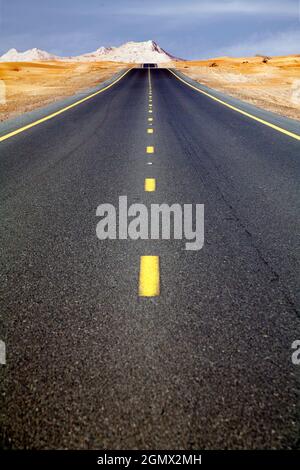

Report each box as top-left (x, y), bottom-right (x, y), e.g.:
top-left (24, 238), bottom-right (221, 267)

top-left (0, 68), bottom-right (300, 449)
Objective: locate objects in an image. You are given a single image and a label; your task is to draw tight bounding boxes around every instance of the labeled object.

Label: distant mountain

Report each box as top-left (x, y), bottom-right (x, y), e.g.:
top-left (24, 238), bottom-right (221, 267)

top-left (0, 48), bottom-right (59, 62)
top-left (73, 41), bottom-right (179, 63)
top-left (0, 41), bottom-right (180, 63)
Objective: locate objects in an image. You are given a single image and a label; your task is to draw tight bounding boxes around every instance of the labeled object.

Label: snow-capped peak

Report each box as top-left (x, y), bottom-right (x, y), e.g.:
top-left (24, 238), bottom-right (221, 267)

top-left (95, 46), bottom-right (114, 55)
top-left (74, 40), bottom-right (178, 63)
top-left (0, 47), bottom-right (59, 62)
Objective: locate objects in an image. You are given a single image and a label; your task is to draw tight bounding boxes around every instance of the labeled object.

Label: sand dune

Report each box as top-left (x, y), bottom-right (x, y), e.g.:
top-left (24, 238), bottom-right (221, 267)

top-left (0, 61), bottom-right (126, 121)
top-left (173, 55), bottom-right (300, 120)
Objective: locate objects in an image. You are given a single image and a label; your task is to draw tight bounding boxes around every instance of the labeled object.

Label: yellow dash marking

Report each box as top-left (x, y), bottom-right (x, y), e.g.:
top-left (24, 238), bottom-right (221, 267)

top-left (0, 69), bottom-right (133, 143)
top-left (148, 117), bottom-right (153, 122)
top-left (139, 256), bottom-right (160, 297)
top-left (146, 146), bottom-right (154, 154)
top-left (145, 178), bottom-right (156, 192)
top-left (149, 110), bottom-right (153, 113)
top-left (168, 68), bottom-right (300, 142)
top-left (147, 128), bottom-right (154, 134)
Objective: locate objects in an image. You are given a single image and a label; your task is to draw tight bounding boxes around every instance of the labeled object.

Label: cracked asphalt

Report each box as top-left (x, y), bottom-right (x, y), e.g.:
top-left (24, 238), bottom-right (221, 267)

top-left (0, 68), bottom-right (300, 449)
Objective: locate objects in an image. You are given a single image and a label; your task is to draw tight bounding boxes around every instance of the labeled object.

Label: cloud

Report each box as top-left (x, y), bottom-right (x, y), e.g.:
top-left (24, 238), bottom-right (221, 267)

top-left (118, 0), bottom-right (299, 17)
top-left (212, 29), bottom-right (300, 57)
top-left (0, 1), bottom-right (299, 58)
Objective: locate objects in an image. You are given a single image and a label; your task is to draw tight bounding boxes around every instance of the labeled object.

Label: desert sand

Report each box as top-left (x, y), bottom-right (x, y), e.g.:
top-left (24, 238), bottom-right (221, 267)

top-left (0, 55), bottom-right (299, 122)
top-left (0, 61), bottom-right (127, 121)
top-left (173, 55), bottom-right (300, 120)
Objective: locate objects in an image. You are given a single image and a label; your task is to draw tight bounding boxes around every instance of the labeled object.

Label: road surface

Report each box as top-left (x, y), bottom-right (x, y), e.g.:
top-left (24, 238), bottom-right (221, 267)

top-left (0, 68), bottom-right (300, 449)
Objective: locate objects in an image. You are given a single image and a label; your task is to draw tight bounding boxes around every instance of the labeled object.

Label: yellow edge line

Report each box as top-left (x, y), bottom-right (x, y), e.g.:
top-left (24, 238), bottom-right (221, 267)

top-left (168, 69), bottom-right (300, 142)
top-left (0, 69), bottom-right (133, 143)
top-left (139, 256), bottom-right (160, 297)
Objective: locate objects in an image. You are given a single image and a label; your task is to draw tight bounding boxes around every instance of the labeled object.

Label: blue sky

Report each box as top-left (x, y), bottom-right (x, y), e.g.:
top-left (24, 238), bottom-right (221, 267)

top-left (0, 0), bottom-right (299, 58)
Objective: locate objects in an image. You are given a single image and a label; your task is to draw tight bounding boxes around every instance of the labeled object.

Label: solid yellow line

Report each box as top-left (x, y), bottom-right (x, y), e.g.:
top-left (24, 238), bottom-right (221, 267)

top-left (147, 128), bottom-right (154, 134)
top-left (139, 256), bottom-right (160, 297)
top-left (144, 178), bottom-right (156, 191)
top-left (146, 146), bottom-right (154, 153)
top-left (168, 69), bottom-right (300, 142)
top-left (0, 69), bottom-right (133, 143)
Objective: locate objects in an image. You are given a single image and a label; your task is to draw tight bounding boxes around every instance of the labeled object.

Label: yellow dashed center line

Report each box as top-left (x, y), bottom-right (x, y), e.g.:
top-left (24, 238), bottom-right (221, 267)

top-left (139, 68), bottom-right (160, 297)
top-left (139, 256), bottom-right (160, 297)
top-left (146, 146), bottom-right (154, 153)
top-left (144, 178), bottom-right (156, 192)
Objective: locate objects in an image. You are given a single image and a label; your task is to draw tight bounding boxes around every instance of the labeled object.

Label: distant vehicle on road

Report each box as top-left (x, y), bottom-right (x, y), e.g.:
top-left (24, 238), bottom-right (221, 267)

top-left (143, 63), bottom-right (158, 68)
